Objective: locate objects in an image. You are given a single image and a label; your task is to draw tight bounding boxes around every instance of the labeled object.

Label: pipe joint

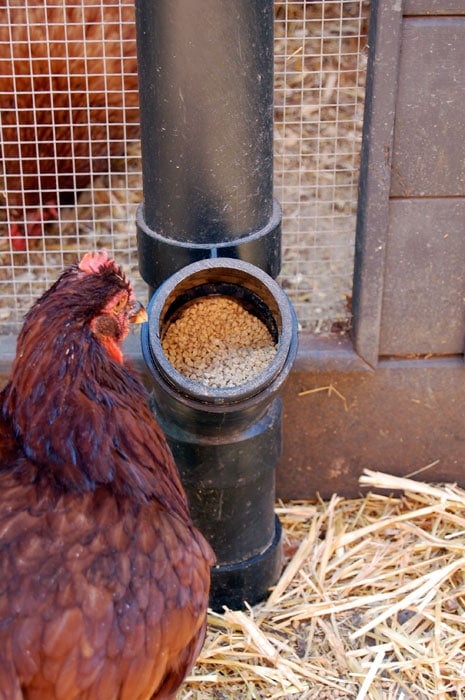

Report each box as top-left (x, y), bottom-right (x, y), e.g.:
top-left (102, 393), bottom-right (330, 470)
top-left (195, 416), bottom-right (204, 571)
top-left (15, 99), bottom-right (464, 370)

top-left (137, 198), bottom-right (282, 292)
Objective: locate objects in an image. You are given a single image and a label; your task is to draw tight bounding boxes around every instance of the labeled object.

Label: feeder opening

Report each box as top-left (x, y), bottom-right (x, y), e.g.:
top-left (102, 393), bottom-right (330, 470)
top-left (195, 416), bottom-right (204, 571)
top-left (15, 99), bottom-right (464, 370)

top-left (144, 259), bottom-right (297, 405)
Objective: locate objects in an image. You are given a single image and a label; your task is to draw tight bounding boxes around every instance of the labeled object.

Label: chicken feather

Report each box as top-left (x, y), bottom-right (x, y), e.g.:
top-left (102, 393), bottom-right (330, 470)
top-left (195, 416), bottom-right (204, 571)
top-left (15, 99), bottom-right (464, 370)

top-left (0, 251), bottom-right (214, 699)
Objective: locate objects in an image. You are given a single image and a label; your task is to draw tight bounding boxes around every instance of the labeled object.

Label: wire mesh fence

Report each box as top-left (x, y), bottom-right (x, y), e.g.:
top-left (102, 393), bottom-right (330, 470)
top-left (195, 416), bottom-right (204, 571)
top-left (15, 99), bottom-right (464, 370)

top-left (0, 0), bottom-right (369, 336)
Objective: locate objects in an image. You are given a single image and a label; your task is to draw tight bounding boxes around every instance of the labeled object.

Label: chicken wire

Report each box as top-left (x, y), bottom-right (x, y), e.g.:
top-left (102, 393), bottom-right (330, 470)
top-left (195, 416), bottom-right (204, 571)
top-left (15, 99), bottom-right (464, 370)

top-left (0, 0), bottom-right (369, 336)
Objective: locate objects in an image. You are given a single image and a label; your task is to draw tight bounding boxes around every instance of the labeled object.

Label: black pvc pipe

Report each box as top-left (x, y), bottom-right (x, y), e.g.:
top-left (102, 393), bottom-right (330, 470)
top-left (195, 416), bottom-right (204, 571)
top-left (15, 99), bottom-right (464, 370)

top-left (135, 0), bottom-right (281, 289)
top-left (134, 0), bottom-right (295, 609)
top-left (141, 259), bottom-right (298, 610)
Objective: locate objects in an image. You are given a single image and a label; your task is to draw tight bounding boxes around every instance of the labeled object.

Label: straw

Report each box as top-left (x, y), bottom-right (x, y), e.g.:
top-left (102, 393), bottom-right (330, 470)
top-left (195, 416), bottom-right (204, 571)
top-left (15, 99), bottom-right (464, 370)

top-left (182, 469), bottom-right (465, 698)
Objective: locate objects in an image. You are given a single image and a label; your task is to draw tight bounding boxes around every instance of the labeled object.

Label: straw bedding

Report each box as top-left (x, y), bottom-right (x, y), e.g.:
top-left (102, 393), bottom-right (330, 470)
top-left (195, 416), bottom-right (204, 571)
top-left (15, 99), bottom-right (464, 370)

top-left (181, 470), bottom-right (465, 699)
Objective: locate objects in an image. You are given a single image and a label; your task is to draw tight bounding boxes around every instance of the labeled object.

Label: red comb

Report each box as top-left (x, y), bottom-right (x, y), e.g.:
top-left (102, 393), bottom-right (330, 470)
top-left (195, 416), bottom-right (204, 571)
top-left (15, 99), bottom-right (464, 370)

top-left (78, 250), bottom-right (113, 275)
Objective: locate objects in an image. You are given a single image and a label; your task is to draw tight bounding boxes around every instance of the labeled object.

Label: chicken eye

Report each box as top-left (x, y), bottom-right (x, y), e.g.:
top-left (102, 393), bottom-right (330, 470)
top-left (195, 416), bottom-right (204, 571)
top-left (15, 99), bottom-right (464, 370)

top-left (112, 294), bottom-right (128, 314)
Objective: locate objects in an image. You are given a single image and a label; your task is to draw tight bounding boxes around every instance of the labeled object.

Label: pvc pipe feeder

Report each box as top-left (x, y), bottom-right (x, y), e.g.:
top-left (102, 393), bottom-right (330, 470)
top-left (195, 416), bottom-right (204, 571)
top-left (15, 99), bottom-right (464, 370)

top-left (134, 0), bottom-right (299, 608)
top-left (141, 258), bottom-right (298, 610)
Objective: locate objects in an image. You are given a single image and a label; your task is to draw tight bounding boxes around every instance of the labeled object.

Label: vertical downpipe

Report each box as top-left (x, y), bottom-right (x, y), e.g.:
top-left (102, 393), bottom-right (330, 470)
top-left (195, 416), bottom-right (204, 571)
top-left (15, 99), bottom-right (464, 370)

top-left (135, 0), bottom-right (281, 287)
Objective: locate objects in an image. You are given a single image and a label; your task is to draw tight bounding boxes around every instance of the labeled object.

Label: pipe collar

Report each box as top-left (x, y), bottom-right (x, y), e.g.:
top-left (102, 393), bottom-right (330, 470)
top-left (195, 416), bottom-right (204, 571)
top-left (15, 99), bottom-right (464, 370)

top-left (142, 257), bottom-right (297, 412)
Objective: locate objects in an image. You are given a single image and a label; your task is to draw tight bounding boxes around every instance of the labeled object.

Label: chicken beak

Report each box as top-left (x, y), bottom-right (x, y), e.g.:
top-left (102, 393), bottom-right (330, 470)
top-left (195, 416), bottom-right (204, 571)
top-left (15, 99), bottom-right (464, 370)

top-left (129, 300), bottom-right (148, 325)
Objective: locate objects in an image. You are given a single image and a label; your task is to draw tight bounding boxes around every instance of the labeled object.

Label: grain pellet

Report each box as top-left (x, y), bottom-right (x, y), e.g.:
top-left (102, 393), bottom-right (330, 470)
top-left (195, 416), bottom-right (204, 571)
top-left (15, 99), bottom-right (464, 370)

top-left (162, 295), bottom-right (277, 388)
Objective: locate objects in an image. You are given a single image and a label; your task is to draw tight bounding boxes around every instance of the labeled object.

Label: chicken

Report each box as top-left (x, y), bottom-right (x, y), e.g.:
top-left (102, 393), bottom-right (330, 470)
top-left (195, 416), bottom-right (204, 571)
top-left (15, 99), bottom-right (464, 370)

top-left (0, 250), bottom-right (214, 699)
top-left (0, 1), bottom-right (139, 250)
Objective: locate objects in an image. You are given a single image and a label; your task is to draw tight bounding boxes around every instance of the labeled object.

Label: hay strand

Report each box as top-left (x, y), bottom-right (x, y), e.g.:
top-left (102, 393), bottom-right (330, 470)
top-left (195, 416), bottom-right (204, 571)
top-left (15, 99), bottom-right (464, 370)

top-left (182, 471), bottom-right (465, 698)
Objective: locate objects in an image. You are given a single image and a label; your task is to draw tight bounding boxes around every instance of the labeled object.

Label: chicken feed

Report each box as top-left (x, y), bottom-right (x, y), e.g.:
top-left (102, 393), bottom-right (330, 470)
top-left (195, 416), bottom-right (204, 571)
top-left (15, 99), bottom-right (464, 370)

top-left (161, 296), bottom-right (277, 388)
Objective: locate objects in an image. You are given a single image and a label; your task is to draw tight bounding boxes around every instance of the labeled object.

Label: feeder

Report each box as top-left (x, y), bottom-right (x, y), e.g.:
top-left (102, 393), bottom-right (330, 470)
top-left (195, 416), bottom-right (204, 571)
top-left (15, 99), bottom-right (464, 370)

top-left (134, 0), bottom-right (298, 608)
top-left (141, 258), bottom-right (298, 610)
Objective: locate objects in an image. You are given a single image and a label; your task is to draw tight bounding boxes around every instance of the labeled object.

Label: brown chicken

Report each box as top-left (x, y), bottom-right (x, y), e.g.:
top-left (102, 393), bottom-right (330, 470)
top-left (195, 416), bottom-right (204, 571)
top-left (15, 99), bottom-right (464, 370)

top-left (0, 250), bottom-right (214, 699)
top-left (0, 1), bottom-right (139, 250)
